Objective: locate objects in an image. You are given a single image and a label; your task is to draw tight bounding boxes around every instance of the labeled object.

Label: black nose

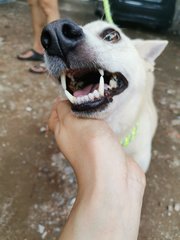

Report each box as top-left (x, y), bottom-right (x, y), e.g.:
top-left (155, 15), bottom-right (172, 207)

top-left (41, 19), bottom-right (84, 57)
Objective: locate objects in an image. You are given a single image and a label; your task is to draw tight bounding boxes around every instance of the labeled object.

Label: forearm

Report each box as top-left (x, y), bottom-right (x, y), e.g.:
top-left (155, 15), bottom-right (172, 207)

top-left (59, 139), bottom-right (145, 240)
top-left (59, 182), bottom-right (143, 240)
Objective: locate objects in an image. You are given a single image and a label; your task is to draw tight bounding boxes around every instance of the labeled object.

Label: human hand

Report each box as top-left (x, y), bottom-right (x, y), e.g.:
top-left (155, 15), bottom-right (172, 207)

top-left (48, 98), bottom-right (118, 170)
top-left (48, 98), bottom-right (146, 240)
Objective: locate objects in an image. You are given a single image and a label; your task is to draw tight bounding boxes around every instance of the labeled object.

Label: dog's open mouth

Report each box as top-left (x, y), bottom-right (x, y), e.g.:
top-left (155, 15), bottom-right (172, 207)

top-left (58, 68), bottom-right (128, 112)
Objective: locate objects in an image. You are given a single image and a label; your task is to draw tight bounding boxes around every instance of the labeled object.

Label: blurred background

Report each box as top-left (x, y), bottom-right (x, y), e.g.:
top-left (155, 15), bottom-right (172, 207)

top-left (96, 0), bottom-right (179, 33)
top-left (0, 1), bottom-right (179, 240)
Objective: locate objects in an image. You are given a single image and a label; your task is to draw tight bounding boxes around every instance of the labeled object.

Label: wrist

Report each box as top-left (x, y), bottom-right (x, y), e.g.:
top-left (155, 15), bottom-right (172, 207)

top-left (74, 136), bottom-right (127, 204)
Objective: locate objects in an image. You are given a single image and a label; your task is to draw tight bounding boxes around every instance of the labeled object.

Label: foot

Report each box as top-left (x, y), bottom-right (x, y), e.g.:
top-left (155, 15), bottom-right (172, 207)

top-left (29, 63), bottom-right (47, 74)
top-left (17, 49), bottom-right (44, 61)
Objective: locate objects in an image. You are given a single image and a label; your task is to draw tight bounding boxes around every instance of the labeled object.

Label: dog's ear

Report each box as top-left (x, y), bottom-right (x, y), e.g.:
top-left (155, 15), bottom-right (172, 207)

top-left (133, 39), bottom-right (168, 63)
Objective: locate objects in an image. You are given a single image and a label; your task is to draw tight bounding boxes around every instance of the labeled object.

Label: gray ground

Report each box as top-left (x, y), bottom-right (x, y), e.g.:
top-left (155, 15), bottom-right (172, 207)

top-left (0, 1), bottom-right (180, 239)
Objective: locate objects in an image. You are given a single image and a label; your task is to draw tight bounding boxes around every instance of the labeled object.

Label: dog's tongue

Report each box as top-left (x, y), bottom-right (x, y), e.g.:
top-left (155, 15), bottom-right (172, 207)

top-left (73, 84), bottom-right (97, 97)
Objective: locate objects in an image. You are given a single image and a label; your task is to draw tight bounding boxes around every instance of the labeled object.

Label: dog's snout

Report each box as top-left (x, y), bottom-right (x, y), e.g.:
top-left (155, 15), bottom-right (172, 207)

top-left (41, 19), bottom-right (84, 57)
top-left (41, 30), bottom-right (52, 50)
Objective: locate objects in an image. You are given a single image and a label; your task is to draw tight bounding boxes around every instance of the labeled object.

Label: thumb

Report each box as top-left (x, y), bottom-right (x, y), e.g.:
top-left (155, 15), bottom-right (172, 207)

top-left (56, 100), bottom-right (72, 122)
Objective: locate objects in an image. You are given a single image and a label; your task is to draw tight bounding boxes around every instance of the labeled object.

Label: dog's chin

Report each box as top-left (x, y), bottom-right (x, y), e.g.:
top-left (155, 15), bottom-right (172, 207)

top-left (56, 67), bottom-right (128, 116)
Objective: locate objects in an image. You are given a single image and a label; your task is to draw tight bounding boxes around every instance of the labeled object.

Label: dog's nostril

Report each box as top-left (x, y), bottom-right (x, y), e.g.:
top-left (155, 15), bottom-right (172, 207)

top-left (62, 23), bottom-right (83, 40)
top-left (41, 30), bottom-right (52, 50)
top-left (40, 19), bottom-right (84, 57)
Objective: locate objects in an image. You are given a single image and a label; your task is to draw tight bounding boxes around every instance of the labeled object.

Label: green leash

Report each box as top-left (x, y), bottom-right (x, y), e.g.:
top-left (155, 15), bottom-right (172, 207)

top-left (103, 0), bottom-right (114, 24)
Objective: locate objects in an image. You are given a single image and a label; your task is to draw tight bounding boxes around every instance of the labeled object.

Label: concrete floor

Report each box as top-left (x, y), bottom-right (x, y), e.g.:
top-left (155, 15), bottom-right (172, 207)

top-left (0, 1), bottom-right (180, 239)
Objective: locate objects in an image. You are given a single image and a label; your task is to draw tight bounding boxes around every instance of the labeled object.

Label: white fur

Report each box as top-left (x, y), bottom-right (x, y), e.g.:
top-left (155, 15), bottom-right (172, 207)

top-left (45, 20), bottom-right (168, 172)
top-left (83, 21), bottom-right (167, 172)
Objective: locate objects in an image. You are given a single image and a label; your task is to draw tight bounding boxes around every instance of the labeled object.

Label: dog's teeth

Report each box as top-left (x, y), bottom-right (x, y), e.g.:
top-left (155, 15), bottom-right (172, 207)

top-left (84, 96), bottom-right (89, 102)
top-left (76, 90), bottom-right (104, 105)
top-left (88, 93), bottom-right (94, 101)
top-left (81, 96), bottom-right (86, 102)
top-left (61, 73), bottom-right (66, 90)
top-left (76, 97), bottom-right (81, 105)
top-left (98, 69), bottom-right (104, 76)
top-left (78, 97), bottom-right (83, 104)
top-left (110, 79), bottom-right (117, 88)
top-left (65, 90), bottom-right (75, 104)
top-left (99, 76), bottom-right (104, 96)
top-left (94, 90), bottom-right (100, 98)
top-left (79, 96), bottom-right (87, 104)
top-left (67, 73), bottom-right (75, 81)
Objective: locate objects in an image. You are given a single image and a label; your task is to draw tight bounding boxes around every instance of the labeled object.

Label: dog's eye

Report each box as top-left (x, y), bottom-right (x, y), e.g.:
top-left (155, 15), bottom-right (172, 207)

top-left (101, 29), bottom-right (121, 43)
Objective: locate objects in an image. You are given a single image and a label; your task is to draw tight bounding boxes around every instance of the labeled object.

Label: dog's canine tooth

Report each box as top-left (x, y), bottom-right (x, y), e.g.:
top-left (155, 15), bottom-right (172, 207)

top-left (61, 73), bottom-right (66, 90)
top-left (110, 79), bottom-right (117, 88)
top-left (65, 90), bottom-right (75, 104)
top-left (98, 69), bottom-right (104, 76)
top-left (99, 76), bottom-right (104, 96)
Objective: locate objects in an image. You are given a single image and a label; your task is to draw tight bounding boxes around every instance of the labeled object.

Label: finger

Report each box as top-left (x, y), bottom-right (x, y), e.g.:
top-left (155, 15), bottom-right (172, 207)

top-left (56, 100), bottom-right (72, 122)
top-left (47, 98), bottom-right (61, 132)
top-left (48, 108), bottom-right (59, 132)
top-left (51, 97), bottom-right (62, 112)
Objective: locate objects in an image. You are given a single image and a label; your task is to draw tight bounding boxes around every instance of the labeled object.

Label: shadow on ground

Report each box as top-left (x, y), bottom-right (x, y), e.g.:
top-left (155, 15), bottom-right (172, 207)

top-left (0, 1), bottom-right (179, 239)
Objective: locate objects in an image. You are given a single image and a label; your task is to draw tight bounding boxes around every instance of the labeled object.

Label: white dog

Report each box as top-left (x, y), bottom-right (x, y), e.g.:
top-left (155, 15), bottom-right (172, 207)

top-left (41, 19), bottom-right (168, 172)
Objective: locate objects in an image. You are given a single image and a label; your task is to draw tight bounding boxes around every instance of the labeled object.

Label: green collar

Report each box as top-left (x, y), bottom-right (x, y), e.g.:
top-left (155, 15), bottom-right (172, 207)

top-left (120, 123), bottom-right (139, 147)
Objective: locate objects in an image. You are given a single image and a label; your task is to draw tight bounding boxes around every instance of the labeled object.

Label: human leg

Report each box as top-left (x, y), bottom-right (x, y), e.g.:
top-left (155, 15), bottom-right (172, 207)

top-left (18, 0), bottom-right (60, 72)
top-left (39, 0), bottom-right (60, 23)
top-left (27, 0), bottom-right (60, 72)
top-left (17, 0), bottom-right (46, 60)
top-left (28, 0), bottom-right (46, 54)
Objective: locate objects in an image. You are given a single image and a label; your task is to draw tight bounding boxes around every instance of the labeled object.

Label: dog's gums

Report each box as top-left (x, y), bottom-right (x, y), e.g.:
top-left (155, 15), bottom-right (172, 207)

top-left (58, 68), bottom-right (128, 112)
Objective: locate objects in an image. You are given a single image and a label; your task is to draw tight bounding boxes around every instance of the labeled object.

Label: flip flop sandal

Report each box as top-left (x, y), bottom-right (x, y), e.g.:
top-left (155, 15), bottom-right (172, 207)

top-left (29, 63), bottom-right (47, 74)
top-left (17, 49), bottom-right (44, 61)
